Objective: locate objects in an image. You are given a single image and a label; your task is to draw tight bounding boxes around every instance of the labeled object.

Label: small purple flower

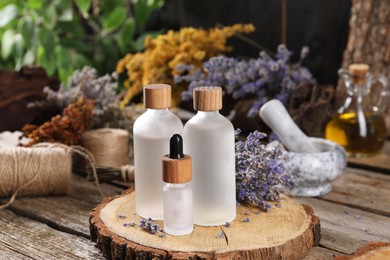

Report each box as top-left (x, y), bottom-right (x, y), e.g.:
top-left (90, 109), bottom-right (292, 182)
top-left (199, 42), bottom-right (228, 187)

top-left (241, 218), bottom-right (250, 222)
top-left (138, 218), bottom-right (163, 235)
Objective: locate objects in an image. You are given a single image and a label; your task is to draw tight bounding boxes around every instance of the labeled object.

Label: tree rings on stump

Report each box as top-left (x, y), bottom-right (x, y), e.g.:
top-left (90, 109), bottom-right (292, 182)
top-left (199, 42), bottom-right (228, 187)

top-left (90, 188), bottom-right (320, 259)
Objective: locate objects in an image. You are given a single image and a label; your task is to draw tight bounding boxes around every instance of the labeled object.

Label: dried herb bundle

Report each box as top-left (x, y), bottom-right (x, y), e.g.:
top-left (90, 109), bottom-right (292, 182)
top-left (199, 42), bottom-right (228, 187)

top-left (22, 96), bottom-right (94, 146)
top-left (235, 129), bottom-right (295, 211)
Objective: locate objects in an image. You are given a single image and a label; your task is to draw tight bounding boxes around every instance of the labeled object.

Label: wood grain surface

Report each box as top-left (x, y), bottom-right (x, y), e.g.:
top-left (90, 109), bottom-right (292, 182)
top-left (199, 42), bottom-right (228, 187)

top-left (1, 142), bottom-right (389, 259)
top-left (90, 190), bottom-right (320, 259)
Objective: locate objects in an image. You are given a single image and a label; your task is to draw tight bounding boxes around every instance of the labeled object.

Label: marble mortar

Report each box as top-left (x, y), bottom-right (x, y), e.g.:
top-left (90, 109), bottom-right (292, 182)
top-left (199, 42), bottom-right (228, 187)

top-left (271, 137), bottom-right (347, 197)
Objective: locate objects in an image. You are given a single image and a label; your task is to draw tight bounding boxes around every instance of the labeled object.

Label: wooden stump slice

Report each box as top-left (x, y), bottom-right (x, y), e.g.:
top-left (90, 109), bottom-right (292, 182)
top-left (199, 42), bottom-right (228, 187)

top-left (90, 188), bottom-right (320, 259)
top-left (335, 242), bottom-right (390, 260)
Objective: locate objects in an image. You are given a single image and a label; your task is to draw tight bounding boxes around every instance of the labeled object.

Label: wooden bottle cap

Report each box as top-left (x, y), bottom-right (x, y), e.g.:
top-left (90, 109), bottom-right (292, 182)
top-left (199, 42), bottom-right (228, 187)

top-left (349, 64), bottom-right (369, 84)
top-left (144, 84), bottom-right (171, 109)
top-left (162, 155), bottom-right (192, 183)
top-left (193, 86), bottom-right (222, 111)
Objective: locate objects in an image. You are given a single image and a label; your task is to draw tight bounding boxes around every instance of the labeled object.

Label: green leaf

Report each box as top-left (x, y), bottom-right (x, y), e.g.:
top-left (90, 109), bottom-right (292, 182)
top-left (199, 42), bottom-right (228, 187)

top-left (57, 21), bottom-right (85, 37)
top-left (54, 45), bottom-right (70, 68)
top-left (59, 38), bottom-right (91, 54)
top-left (118, 18), bottom-right (135, 52)
top-left (133, 0), bottom-right (148, 29)
top-left (13, 33), bottom-right (24, 70)
top-left (43, 3), bottom-right (57, 28)
top-left (102, 6), bottom-right (127, 33)
top-left (58, 6), bottom-right (73, 21)
top-left (74, 0), bottom-right (91, 18)
top-left (133, 0), bottom-right (163, 29)
top-left (36, 46), bottom-right (56, 76)
top-left (22, 49), bottom-right (35, 65)
top-left (100, 0), bottom-right (127, 13)
top-left (38, 26), bottom-right (56, 57)
top-left (18, 17), bottom-right (34, 48)
top-left (1, 29), bottom-right (16, 59)
top-left (0, 1), bottom-right (16, 9)
top-left (27, 0), bottom-right (44, 10)
top-left (72, 52), bottom-right (90, 68)
top-left (0, 5), bottom-right (18, 28)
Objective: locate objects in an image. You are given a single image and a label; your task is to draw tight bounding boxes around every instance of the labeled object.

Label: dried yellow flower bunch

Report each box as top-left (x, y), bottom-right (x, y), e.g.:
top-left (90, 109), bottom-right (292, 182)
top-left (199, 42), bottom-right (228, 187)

top-left (117, 24), bottom-right (255, 107)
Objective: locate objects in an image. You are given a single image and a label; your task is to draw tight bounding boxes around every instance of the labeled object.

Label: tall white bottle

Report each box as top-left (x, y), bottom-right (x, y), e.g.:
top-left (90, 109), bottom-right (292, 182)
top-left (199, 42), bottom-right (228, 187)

top-left (133, 84), bottom-right (183, 220)
top-left (183, 86), bottom-right (236, 226)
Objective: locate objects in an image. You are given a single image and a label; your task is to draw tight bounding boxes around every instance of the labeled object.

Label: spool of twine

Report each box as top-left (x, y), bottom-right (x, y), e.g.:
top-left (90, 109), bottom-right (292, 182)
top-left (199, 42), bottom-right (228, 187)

top-left (81, 128), bottom-right (130, 168)
top-left (0, 143), bottom-right (104, 209)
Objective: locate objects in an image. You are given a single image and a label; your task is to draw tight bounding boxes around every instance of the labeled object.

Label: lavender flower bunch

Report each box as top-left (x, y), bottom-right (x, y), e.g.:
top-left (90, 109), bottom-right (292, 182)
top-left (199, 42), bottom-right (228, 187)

top-left (235, 129), bottom-right (295, 211)
top-left (176, 45), bottom-right (314, 117)
top-left (30, 66), bottom-right (119, 117)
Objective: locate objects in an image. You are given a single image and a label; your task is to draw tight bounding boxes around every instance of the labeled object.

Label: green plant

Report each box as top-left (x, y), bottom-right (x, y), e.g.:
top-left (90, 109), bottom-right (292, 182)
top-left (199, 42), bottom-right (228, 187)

top-left (0, 0), bottom-right (164, 83)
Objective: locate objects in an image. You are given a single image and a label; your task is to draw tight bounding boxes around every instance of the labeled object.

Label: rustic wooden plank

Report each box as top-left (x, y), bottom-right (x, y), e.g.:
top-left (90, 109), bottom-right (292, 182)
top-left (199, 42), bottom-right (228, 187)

top-left (303, 246), bottom-right (343, 260)
top-left (0, 209), bottom-right (104, 259)
top-left (320, 168), bottom-right (390, 216)
top-left (348, 142), bottom-right (390, 173)
top-left (4, 175), bottom-right (124, 238)
top-left (294, 197), bottom-right (390, 254)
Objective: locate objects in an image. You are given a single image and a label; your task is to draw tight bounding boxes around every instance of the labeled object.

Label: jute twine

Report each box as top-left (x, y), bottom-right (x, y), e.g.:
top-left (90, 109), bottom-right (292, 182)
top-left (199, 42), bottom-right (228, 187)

top-left (0, 143), bottom-right (104, 209)
top-left (81, 128), bottom-right (130, 168)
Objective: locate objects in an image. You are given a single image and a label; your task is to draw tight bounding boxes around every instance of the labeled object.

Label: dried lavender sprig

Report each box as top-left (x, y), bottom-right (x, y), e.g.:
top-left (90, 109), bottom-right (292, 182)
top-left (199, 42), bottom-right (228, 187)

top-left (139, 218), bottom-right (164, 235)
top-left (235, 129), bottom-right (295, 211)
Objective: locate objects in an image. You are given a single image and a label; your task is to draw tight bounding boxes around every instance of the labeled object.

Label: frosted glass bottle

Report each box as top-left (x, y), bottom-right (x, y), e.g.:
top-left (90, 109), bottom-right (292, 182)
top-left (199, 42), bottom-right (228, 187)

top-left (133, 84), bottom-right (183, 220)
top-left (163, 134), bottom-right (193, 236)
top-left (183, 86), bottom-right (236, 226)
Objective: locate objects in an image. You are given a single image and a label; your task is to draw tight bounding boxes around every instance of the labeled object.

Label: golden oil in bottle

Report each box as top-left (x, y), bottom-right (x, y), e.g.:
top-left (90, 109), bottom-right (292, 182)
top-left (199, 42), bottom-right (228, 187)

top-left (325, 112), bottom-right (386, 157)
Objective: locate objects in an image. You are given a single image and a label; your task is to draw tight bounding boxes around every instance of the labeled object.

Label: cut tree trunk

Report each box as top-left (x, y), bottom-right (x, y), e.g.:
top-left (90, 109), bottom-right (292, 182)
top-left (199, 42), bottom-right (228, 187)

top-left (90, 188), bottom-right (320, 259)
top-left (341, 0), bottom-right (390, 136)
top-left (335, 242), bottom-right (390, 260)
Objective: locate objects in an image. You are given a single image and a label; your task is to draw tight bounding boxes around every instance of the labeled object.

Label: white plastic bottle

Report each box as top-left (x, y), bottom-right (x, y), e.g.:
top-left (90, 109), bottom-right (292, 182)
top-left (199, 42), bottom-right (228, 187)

top-left (133, 84), bottom-right (183, 220)
top-left (183, 86), bottom-right (236, 226)
top-left (162, 134), bottom-right (193, 236)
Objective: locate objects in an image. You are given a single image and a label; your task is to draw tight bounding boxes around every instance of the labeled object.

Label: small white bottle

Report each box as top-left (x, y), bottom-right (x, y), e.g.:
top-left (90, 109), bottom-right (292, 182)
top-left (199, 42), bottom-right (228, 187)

top-left (133, 84), bottom-right (183, 220)
top-left (162, 134), bottom-right (193, 236)
top-left (183, 86), bottom-right (236, 226)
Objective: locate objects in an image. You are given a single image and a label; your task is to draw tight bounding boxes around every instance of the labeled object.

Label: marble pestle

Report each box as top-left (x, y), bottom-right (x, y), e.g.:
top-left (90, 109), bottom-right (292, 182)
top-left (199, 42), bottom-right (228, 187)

top-left (259, 99), bottom-right (319, 153)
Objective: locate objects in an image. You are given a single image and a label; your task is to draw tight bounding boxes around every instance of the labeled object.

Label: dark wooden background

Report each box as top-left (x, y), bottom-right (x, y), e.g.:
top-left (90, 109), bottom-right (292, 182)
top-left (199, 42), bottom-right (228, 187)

top-left (148, 0), bottom-right (352, 86)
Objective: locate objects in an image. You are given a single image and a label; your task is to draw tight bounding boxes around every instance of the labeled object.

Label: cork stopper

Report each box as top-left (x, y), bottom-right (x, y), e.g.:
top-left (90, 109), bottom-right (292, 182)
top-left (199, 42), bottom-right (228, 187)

top-left (163, 155), bottom-right (192, 183)
top-left (144, 84), bottom-right (171, 109)
top-left (348, 64), bottom-right (369, 84)
top-left (193, 86), bottom-right (222, 111)
top-left (162, 134), bottom-right (192, 183)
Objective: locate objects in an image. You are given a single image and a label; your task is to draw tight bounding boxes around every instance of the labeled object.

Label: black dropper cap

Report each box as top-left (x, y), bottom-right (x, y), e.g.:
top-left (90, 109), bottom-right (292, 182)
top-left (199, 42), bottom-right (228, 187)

top-left (169, 134), bottom-right (185, 159)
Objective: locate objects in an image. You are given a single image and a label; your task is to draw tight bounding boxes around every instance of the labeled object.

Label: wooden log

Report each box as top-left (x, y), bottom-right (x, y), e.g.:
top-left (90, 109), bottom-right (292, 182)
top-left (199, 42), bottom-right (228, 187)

top-left (0, 67), bottom-right (59, 132)
top-left (90, 188), bottom-right (320, 259)
top-left (335, 242), bottom-right (390, 259)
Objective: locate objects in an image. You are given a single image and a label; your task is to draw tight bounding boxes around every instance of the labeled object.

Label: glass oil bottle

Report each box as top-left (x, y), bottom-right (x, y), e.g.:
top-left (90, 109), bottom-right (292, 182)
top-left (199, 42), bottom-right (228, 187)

top-left (326, 64), bottom-right (388, 157)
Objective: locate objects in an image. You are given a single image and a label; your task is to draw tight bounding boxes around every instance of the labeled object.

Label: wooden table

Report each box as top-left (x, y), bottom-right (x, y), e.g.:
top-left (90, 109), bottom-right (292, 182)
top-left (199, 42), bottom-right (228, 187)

top-left (0, 143), bottom-right (389, 259)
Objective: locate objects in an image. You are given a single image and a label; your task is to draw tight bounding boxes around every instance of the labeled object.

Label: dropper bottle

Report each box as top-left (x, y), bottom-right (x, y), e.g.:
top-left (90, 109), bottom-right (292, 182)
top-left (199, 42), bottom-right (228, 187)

top-left (162, 134), bottom-right (193, 236)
